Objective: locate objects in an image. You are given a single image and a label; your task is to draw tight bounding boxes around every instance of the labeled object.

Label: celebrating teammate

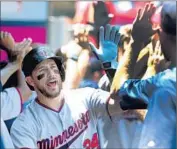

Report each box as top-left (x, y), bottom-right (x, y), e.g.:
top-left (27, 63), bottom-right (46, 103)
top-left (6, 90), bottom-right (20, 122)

top-left (111, 2), bottom-right (176, 148)
top-left (0, 32), bottom-right (32, 148)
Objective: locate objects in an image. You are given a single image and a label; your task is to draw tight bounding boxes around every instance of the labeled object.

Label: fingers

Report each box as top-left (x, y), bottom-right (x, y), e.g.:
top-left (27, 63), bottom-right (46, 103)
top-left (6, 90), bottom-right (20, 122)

top-left (74, 24), bottom-right (89, 44)
top-left (134, 9), bottom-right (142, 22)
top-left (88, 42), bottom-right (97, 54)
top-left (115, 32), bottom-right (121, 46)
top-left (142, 3), bottom-right (156, 19)
top-left (149, 46), bottom-right (154, 57)
top-left (17, 38), bottom-right (32, 51)
top-left (141, 3), bottom-right (149, 19)
top-left (89, 42), bottom-right (100, 60)
top-left (99, 26), bottom-right (104, 44)
top-left (148, 3), bottom-right (156, 18)
top-left (110, 26), bottom-right (117, 42)
top-left (100, 24), bottom-right (120, 46)
top-left (154, 41), bottom-right (161, 56)
top-left (105, 24), bottom-right (111, 40)
top-left (0, 31), bottom-right (11, 40)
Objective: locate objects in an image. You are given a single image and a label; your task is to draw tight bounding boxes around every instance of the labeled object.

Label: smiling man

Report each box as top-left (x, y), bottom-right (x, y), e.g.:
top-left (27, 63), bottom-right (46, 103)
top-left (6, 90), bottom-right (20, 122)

top-left (10, 25), bottom-right (124, 149)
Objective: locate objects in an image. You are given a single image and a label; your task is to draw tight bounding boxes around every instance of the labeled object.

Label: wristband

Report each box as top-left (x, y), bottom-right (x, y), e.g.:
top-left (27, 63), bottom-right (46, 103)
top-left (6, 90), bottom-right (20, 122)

top-left (68, 55), bottom-right (78, 62)
top-left (102, 61), bottom-right (118, 70)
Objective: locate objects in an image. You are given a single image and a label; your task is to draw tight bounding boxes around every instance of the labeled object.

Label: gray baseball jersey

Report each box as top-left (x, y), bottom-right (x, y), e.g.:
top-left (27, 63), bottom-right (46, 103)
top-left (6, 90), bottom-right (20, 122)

top-left (1, 87), bottom-right (22, 148)
top-left (10, 88), bottom-right (111, 149)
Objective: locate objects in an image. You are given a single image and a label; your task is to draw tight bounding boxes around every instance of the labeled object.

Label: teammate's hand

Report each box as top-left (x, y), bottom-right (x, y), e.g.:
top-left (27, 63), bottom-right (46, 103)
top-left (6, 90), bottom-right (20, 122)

top-left (93, 1), bottom-right (111, 27)
top-left (61, 40), bottom-right (82, 59)
top-left (132, 3), bottom-right (158, 45)
top-left (15, 38), bottom-right (32, 64)
top-left (147, 41), bottom-right (170, 73)
top-left (0, 31), bottom-right (16, 55)
top-left (73, 24), bottom-right (90, 50)
top-left (89, 24), bottom-right (120, 63)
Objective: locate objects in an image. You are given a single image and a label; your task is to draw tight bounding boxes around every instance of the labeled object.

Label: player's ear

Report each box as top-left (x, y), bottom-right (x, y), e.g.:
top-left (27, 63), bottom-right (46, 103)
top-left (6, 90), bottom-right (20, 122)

top-left (26, 76), bottom-right (35, 88)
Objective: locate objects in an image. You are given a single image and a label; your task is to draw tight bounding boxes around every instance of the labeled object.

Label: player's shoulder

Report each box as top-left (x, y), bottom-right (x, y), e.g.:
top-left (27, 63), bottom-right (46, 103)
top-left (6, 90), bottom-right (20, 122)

top-left (64, 87), bottom-right (108, 97)
top-left (63, 87), bottom-right (109, 103)
top-left (11, 100), bottom-right (38, 128)
top-left (64, 87), bottom-right (95, 97)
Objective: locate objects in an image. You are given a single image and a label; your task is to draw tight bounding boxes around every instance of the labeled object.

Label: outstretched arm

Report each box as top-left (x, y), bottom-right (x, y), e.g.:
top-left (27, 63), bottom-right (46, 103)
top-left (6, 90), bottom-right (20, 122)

top-left (111, 3), bottom-right (158, 94)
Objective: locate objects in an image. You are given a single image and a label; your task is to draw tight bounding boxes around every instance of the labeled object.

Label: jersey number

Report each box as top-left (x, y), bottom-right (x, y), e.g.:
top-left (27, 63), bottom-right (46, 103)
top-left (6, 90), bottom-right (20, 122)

top-left (83, 133), bottom-right (100, 149)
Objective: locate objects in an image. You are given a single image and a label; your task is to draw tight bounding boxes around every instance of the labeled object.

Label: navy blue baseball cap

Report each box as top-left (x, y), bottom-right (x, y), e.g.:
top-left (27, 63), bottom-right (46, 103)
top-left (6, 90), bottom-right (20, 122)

top-left (22, 46), bottom-right (65, 81)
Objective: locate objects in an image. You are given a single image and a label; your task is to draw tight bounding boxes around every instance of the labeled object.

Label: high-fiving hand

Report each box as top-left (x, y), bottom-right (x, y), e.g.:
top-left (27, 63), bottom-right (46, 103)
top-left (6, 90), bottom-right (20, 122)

top-left (0, 31), bottom-right (32, 62)
top-left (89, 24), bottom-right (120, 65)
top-left (132, 3), bottom-right (158, 46)
top-left (0, 31), bottom-right (16, 55)
top-left (147, 41), bottom-right (170, 73)
top-left (15, 38), bottom-right (32, 64)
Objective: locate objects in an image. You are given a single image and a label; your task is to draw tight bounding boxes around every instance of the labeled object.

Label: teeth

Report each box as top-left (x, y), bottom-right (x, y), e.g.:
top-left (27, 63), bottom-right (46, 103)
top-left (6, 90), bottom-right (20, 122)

top-left (49, 81), bottom-right (56, 83)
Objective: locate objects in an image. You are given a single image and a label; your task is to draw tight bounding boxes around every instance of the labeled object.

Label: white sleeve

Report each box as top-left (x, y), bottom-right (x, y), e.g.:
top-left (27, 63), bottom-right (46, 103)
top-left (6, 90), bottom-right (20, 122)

top-left (10, 116), bottom-right (37, 148)
top-left (1, 87), bottom-right (22, 121)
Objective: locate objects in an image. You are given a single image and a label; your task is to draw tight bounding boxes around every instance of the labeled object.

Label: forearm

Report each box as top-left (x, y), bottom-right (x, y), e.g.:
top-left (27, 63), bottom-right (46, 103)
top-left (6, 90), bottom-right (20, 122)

top-left (64, 50), bottom-right (90, 89)
top-left (64, 59), bottom-right (79, 89)
top-left (77, 50), bottom-right (90, 81)
top-left (16, 70), bottom-right (32, 103)
top-left (111, 40), bottom-right (143, 92)
top-left (1, 62), bottom-right (20, 86)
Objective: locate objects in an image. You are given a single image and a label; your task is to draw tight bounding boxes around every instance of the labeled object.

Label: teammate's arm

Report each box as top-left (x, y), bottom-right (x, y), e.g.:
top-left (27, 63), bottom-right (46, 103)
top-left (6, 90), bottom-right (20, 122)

top-left (63, 25), bottom-right (90, 89)
top-left (1, 61), bottom-right (21, 86)
top-left (111, 3), bottom-right (158, 94)
top-left (1, 38), bottom-right (32, 120)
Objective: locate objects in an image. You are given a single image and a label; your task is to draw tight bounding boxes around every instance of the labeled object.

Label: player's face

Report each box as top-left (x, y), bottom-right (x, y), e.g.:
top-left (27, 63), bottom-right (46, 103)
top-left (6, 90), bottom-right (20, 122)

top-left (32, 59), bottom-right (62, 98)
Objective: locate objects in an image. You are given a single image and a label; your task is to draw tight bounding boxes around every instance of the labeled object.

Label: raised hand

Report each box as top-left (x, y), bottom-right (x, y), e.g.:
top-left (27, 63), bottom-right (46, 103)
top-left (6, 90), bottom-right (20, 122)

top-left (61, 24), bottom-right (91, 59)
top-left (73, 24), bottom-right (90, 50)
top-left (147, 41), bottom-right (170, 73)
top-left (0, 31), bottom-right (32, 62)
top-left (0, 31), bottom-right (15, 50)
top-left (15, 38), bottom-right (32, 64)
top-left (89, 24), bottom-right (120, 65)
top-left (132, 3), bottom-right (158, 45)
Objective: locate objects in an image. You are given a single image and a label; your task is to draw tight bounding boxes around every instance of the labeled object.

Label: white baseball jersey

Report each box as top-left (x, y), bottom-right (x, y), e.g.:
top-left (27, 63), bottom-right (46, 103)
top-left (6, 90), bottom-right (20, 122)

top-left (119, 67), bottom-right (176, 148)
top-left (1, 87), bottom-right (22, 148)
top-left (10, 88), bottom-right (111, 149)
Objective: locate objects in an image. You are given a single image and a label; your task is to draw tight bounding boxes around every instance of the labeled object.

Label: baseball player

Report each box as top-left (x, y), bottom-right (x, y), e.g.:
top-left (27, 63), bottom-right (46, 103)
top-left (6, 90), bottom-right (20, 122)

top-left (111, 2), bottom-right (176, 148)
top-left (10, 26), bottom-right (124, 149)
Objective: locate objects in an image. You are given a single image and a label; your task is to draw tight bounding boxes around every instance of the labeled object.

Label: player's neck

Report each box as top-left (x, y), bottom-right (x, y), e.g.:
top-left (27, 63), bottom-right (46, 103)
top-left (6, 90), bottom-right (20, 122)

top-left (37, 90), bottom-right (64, 111)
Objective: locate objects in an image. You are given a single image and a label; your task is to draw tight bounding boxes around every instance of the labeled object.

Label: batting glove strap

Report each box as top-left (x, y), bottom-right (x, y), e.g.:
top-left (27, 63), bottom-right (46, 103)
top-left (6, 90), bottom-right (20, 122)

top-left (102, 60), bottom-right (118, 70)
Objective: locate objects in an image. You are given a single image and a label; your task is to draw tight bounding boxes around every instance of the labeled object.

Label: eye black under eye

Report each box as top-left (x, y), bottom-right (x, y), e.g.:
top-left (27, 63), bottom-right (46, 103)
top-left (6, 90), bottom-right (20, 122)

top-left (37, 74), bottom-right (45, 80)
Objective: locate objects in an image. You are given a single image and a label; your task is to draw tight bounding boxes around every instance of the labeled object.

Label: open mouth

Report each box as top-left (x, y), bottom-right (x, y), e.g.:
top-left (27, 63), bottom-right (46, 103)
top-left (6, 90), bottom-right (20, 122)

top-left (47, 80), bottom-right (57, 88)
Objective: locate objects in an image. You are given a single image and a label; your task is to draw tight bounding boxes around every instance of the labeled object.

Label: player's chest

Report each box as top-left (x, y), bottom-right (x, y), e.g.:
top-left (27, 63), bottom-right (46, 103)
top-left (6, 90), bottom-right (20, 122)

top-left (36, 105), bottom-right (99, 149)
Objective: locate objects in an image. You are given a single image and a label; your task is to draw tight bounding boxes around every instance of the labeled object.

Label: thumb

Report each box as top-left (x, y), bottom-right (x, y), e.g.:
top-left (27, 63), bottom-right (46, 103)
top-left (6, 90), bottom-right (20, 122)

top-left (89, 42), bottom-right (97, 53)
top-left (89, 42), bottom-right (100, 60)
